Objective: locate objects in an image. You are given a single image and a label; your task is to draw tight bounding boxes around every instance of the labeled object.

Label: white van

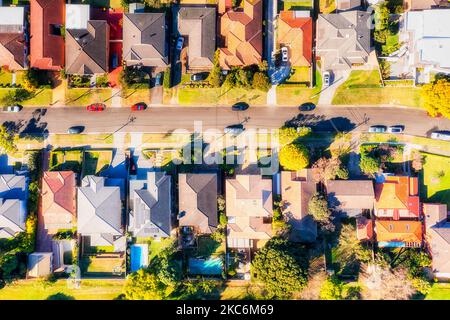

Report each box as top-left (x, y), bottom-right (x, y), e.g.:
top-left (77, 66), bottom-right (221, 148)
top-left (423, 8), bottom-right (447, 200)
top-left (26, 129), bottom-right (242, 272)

top-left (431, 132), bottom-right (450, 141)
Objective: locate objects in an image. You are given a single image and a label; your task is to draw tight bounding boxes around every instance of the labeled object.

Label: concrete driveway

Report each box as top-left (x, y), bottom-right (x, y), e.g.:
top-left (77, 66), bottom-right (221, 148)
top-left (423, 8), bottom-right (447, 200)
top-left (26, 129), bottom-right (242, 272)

top-left (318, 69), bottom-right (350, 105)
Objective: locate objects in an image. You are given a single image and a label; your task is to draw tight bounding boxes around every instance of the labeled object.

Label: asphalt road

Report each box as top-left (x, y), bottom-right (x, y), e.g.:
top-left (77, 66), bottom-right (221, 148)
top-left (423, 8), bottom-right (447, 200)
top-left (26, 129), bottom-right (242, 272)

top-left (1, 105), bottom-right (449, 137)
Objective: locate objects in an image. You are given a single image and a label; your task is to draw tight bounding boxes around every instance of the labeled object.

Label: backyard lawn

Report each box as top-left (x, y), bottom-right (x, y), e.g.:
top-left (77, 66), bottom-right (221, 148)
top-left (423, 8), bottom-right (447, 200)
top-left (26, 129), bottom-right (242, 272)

top-left (0, 279), bottom-right (124, 300)
top-left (283, 0), bottom-right (313, 10)
top-left (82, 150), bottom-right (113, 176)
top-left (426, 283), bottom-right (450, 300)
top-left (81, 255), bottom-right (126, 278)
top-left (420, 153), bottom-right (450, 207)
top-left (65, 88), bottom-right (112, 106)
top-left (332, 70), bottom-right (422, 107)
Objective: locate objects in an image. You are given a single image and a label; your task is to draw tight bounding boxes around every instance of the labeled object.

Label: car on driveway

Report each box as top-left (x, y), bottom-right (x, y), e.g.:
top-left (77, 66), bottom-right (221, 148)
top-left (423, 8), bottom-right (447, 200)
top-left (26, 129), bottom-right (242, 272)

top-left (232, 102), bottom-right (249, 111)
top-left (224, 124), bottom-right (245, 135)
top-left (323, 71), bottom-right (331, 87)
top-left (281, 47), bottom-right (289, 63)
top-left (431, 131), bottom-right (450, 141)
top-left (3, 105), bottom-right (21, 112)
top-left (67, 126), bottom-right (84, 134)
top-left (86, 103), bottom-right (106, 112)
top-left (131, 103), bottom-right (147, 111)
top-left (299, 103), bottom-right (315, 112)
top-left (368, 125), bottom-right (387, 133)
top-left (387, 125), bottom-right (404, 134)
top-left (191, 73), bottom-right (207, 82)
top-left (176, 36), bottom-right (184, 50)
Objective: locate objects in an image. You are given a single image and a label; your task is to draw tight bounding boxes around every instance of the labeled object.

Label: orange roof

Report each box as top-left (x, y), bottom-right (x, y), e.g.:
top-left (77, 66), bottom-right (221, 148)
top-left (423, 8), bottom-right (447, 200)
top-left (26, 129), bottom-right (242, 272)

top-left (41, 171), bottom-right (76, 229)
top-left (356, 216), bottom-right (373, 241)
top-left (374, 176), bottom-right (420, 218)
top-left (277, 11), bottom-right (312, 67)
top-left (30, 0), bottom-right (65, 70)
top-left (219, 0), bottom-right (263, 70)
top-left (375, 220), bottom-right (422, 245)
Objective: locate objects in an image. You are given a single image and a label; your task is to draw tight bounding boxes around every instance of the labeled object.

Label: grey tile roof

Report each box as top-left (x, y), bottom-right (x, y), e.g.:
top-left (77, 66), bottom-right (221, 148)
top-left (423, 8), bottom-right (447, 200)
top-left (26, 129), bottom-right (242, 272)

top-left (129, 171), bottom-right (172, 238)
top-left (178, 6), bottom-right (216, 69)
top-left (326, 180), bottom-right (375, 210)
top-left (66, 20), bottom-right (109, 74)
top-left (77, 176), bottom-right (123, 243)
top-left (317, 10), bottom-right (371, 70)
top-left (0, 174), bottom-right (27, 200)
top-left (0, 198), bottom-right (27, 239)
top-left (123, 13), bottom-right (168, 67)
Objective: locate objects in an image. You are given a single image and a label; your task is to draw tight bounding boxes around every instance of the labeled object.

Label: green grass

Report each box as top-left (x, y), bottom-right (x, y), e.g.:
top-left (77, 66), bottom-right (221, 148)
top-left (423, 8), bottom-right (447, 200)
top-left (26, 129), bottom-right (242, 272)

top-left (82, 150), bottom-right (113, 176)
top-left (136, 237), bottom-right (176, 263)
top-left (332, 70), bottom-right (422, 107)
top-left (81, 256), bottom-right (125, 277)
top-left (320, 0), bottom-right (336, 13)
top-left (65, 88), bottom-right (112, 106)
top-left (426, 283), bottom-right (450, 300)
top-left (51, 134), bottom-right (114, 147)
top-left (196, 236), bottom-right (224, 257)
top-left (276, 69), bottom-right (322, 105)
top-left (420, 153), bottom-right (450, 207)
top-left (285, 66), bottom-right (311, 84)
top-left (177, 87), bottom-right (267, 106)
top-left (122, 88), bottom-right (150, 106)
top-left (0, 88), bottom-right (52, 106)
top-left (382, 33), bottom-right (399, 55)
top-left (49, 149), bottom-right (83, 172)
top-left (284, 0), bottom-right (313, 10)
top-left (0, 71), bottom-right (12, 84)
top-left (0, 279), bottom-right (124, 300)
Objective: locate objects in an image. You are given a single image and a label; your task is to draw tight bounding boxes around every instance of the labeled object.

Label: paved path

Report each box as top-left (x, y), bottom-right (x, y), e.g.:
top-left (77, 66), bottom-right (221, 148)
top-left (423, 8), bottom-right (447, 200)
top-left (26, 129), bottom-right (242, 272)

top-left (318, 70), bottom-right (350, 105)
top-left (111, 88), bottom-right (122, 108)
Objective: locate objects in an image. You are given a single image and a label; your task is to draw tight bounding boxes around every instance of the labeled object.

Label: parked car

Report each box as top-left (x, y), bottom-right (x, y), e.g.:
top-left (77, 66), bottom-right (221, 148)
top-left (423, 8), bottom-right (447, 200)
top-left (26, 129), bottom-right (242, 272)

top-left (368, 125), bottom-right (387, 133)
top-left (86, 103), bottom-right (106, 111)
top-left (131, 103), bottom-right (147, 111)
top-left (281, 47), bottom-right (289, 63)
top-left (191, 73), bottom-right (207, 82)
top-left (224, 124), bottom-right (245, 135)
top-left (387, 125), bottom-right (404, 134)
top-left (176, 36), bottom-right (184, 50)
top-left (3, 105), bottom-right (21, 112)
top-left (155, 72), bottom-right (163, 86)
top-left (299, 103), bottom-right (315, 112)
top-left (431, 131), bottom-right (450, 141)
top-left (232, 102), bottom-right (249, 111)
top-left (67, 126), bottom-right (84, 134)
top-left (323, 71), bottom-right (331, 87)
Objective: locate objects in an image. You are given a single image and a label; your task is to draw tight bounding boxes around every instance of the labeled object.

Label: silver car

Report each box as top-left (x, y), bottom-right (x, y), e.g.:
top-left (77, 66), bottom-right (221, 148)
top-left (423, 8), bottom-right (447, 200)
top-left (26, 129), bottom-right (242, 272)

top-left (387, 126), bottom-right (404, 134)
top-left (4, 105), bottom-right (21, 112)
top-left (431, 131), bottom-right (450, 141)
top-left (323, 71), bottom-right (331, 87)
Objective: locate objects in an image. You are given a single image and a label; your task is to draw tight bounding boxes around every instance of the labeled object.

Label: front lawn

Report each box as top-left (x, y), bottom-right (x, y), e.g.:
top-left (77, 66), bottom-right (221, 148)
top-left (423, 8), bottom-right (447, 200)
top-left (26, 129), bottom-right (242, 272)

top-left (0, 70), bottom-right (12, 85)
top-left (283, 0), bottom-right (313, 10)
top-left (276, 69), bottom-right (322, 105)
top-left (319, 0), bottom-right (336, 13)
top-left (426, 283), bottom-right (450, 300)
top-left (82, 150), bottom-right (113, 176)
top-left (65, 88), bottom-right (112, 106)
top-left (332, 70), bottom-right (422, 107)
top-left (0, 88), bottom-right (53, 106)
top-left (0, 279), bottom-right (124, 300)
top-left (177, 87), bottom-right (267, 106)
top-left (122, 88), bottom-right (151, 106)
top-left (49, 149), bottom-right (83, 173)
top-left (51, 134), bottom-right (114, 147)
top-left (420, 153), bottom-right (450, 207)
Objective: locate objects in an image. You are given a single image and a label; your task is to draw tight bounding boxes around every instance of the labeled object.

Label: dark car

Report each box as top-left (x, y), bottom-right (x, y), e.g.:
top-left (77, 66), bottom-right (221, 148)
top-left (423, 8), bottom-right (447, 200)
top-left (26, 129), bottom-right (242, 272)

top-left (299, 103), bottom-right (316, 112)
top-left (67, 126), bottom-right (84, 134)
top-left (131, 103), bottom-right (147, 111)
top-left (232, 102), bottom-right (250, 111)
top-left (224, 124), bottom-right (245, 135)
top-left (190, 73), bottom-right (207, 82)
top-left (368, 125), bottom-right (387, 133)
top-left (86, 103), bottom-right (106, 112)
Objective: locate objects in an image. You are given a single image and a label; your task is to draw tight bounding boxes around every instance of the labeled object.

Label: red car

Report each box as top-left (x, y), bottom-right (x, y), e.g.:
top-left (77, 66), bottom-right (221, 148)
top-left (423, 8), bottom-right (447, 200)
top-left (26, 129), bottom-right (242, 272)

top-left (86, 103), bottom-right (106, 112)
top-left (131, 103), bottom-right (147, 111)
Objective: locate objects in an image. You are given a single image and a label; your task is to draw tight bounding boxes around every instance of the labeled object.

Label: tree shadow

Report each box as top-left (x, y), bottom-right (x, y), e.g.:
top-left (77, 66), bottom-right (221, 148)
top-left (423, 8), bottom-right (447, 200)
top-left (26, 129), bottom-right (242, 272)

top-left (46, 293), bottom-right (75, 300)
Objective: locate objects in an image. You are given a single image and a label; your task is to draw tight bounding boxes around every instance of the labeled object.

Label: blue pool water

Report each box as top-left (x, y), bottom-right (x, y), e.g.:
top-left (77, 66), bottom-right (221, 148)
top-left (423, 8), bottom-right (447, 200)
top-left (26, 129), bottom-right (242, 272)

top-left (378, 241), bottom-right (405, 248)
top-left (188, 257), bottom-right (223, 275)
top-left (130, 244), bottom-right (148, 272)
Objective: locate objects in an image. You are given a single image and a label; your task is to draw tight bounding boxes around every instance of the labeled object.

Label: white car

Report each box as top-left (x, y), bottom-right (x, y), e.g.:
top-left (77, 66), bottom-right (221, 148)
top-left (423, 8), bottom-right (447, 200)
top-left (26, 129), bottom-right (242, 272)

top-left (431, 131), bottom-right (450, 141)
top-left (176, 37), bottom-right (184, 50)
top-left (387, 126), bottom-right (404, 134)
top-left (4, 105), bottom-right (21, 112)
top-left (281, 47), bottom-right (289, 62)
top-left (323, 71), bottom-right (331, 87)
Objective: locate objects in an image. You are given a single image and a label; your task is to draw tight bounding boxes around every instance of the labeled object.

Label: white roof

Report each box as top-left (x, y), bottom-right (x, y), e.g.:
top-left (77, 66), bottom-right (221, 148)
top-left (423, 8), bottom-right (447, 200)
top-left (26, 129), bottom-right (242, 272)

top-left (0, 7), bottom-right (24, 26)
top-left (66, 4), bottom-right (90, 29)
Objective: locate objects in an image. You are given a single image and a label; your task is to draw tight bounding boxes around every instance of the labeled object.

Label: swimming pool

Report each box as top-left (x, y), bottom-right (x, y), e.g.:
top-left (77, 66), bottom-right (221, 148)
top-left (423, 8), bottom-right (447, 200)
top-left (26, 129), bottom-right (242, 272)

top-left (130, 244), bottom-right (149, 272)
top-left (188, 257), bottom-right (223, 276)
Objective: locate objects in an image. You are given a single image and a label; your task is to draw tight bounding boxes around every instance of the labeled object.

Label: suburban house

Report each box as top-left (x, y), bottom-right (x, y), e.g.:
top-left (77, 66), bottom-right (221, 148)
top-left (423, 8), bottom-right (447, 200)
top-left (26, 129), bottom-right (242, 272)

top-left (280, 170), bottom-right (317, 243)
top-left (0, 174), bottom-right (28, 238)
top-left (316, 11), bottom-right (371, 71)
top-left (178, 173), bottom-right (218, 234)
top-left (404, 0), bottom-right (448, 11)
top-left (374, 175), bottom-right (420, 220)
top-left (0, 6), bottom-right (26, 70)
top-left (27, 252), bottom-right (53, 278)
top-left (65, 4), bottom-right (110, 75)
top-left (218, 0), bottom-right (263, 70)
top-left (326, 180), bottom-right (374, 217)
top-left (123, 12), bottom-right (169, 70)
top-left (177, 6), bottom-right (216, 72)
top-left (277, 11), bottom-right (312, 69)
top-left (41, 171), bottom-right (77, 233)
top-left (30, 0), bottom-right (65, 70)
top-left (226, 174), bottom-right (272, 249)
top-left (77, 176), bottom-right (125, 251)
top-left (375, 220), bottom-right (423, 248)
top-left (400, 9), bottom-right (450, 82)
top-left (336, 0), bottom-right (361, 11)
top-left (424, 203), bottom-right (450, 279)
top-left (129, 171), bottom-right (172, 239)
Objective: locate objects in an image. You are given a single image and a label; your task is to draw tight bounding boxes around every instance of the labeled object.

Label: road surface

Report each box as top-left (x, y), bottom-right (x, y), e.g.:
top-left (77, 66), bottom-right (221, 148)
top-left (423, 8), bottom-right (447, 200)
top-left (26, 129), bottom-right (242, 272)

top-left (1, 105), bottom-right (449, 137)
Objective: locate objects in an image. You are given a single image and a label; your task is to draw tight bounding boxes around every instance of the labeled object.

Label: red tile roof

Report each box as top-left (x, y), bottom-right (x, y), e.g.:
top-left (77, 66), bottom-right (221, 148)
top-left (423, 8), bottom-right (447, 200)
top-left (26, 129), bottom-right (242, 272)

top-left (356, 216), bottom-right (373, 241)
top-left (30, 0), bottom-right (65, 70)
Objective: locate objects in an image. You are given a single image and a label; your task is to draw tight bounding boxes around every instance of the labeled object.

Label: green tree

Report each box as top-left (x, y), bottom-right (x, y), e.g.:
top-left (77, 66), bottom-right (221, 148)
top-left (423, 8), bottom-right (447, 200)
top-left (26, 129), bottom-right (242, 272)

top-left (279, 143), bottom-right (309, 171)
top-left (312, 156), bottom-right (349, 183)
top-left (163, 67), bottom-right (171, 89)
top-left (308, 192), bottom-right (331, 223)
top-left (421, 78), bottom-right (450, 118)
top-left (0, 125), bottom-right (17, 155)
top-left (123, 269), bottom-right (171, 300)
top-left (251, 238), bottom-right (308, 298)
top-left (207, 50), bottom-right (223, 88)
top-left (252, 72), bottom-right (271, 92)
top-left (320, 276), bottom-right (344, 300)
top-left (278, 126), bottom-right (310, 146)
top-left (359, 156), bottom-right (380, 177)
